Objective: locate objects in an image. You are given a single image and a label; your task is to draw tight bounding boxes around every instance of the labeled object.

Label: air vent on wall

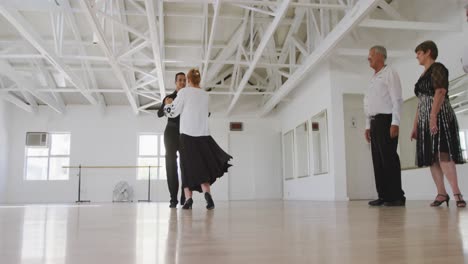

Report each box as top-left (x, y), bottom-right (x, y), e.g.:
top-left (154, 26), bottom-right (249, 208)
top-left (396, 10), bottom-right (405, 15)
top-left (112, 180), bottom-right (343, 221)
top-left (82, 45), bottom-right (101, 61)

top-left (230, 122), bottom-right (243, 131)
top-left (26, 132), bottom-right (49, 147)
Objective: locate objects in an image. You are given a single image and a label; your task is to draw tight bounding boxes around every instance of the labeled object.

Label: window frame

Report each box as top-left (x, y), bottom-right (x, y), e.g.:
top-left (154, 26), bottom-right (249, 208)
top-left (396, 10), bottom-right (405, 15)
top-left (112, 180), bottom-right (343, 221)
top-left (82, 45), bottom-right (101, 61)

top-left (24, 132), bottom-right (71, 181)
top-left (137, 133), bottom-right (166, 181)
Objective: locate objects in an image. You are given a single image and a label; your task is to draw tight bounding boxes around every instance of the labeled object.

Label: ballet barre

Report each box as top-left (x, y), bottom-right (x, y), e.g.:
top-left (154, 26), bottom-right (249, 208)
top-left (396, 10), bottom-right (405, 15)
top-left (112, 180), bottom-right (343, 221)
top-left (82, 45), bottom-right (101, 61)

top-left (63, 165), bottom-right (160, 203)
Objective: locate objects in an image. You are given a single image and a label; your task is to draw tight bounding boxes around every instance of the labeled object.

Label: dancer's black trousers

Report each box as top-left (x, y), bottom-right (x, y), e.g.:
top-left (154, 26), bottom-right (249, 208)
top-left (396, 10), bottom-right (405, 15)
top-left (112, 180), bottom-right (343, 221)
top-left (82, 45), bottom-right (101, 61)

top-left (370, 114), bottom-right (405, 201)
top-left (164, 125), bottom-right (185, 204)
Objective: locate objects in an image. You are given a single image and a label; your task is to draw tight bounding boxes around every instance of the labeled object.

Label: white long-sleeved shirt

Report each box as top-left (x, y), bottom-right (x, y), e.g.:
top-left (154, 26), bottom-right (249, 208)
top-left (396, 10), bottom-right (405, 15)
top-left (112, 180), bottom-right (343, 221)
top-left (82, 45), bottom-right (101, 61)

top-left (163, 87), bottom-right (210, 137)
top-left (363, 65), bottom-right (403, 129)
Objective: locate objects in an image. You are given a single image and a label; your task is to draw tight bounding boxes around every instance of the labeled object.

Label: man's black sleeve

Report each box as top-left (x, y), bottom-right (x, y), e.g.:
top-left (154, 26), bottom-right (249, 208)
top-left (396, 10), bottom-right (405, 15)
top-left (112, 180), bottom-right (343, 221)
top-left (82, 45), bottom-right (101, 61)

top-left (157, 96), bottom-right (167, 118)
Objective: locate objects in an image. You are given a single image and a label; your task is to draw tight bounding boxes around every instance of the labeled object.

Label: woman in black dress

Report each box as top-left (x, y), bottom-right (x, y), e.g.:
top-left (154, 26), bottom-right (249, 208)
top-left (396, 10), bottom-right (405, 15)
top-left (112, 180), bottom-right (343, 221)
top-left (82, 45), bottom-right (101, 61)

top-left (411, 41), bottom-right (466, 207)
top-left (164, 69), bottom-right (232, 210)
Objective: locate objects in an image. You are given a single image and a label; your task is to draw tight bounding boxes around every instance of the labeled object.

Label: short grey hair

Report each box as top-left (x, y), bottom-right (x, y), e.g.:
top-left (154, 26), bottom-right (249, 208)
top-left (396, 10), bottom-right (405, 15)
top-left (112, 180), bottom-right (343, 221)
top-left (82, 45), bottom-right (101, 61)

top-left (370, 45), bottom-right (387, 60)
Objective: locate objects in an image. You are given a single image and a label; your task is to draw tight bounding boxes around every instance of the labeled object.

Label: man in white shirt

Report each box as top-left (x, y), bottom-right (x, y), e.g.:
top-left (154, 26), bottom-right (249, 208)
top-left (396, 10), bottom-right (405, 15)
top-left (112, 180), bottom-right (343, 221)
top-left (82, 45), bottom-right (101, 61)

top-left (364, 46), bottom-right (406, 206)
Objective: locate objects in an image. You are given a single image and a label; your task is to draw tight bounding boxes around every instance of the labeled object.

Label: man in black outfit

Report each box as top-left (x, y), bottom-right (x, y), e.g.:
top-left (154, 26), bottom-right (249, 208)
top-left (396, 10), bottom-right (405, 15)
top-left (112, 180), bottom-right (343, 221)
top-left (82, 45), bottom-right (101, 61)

top-left (158, 72), bottom-right (186, 208)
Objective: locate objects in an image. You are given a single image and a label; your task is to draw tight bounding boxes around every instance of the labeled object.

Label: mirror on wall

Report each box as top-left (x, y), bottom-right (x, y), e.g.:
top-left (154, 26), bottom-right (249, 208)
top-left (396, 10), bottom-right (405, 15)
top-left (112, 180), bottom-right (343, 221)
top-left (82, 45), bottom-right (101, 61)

top-left (399, 97), bottom-right (418, 170)
top-left (311, 110), bottom-right (329, 175)
top-left (283, 130), bottom-right (295, 180)
top-left (295, 122), bottom-right (310, 177)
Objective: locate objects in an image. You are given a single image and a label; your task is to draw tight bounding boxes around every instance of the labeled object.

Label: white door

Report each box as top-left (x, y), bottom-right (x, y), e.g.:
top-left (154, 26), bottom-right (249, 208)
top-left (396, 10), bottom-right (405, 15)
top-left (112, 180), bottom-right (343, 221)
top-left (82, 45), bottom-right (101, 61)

top-left (344, 94), bottom-right (377, 200)
top-left (228, 133), bottom-right (255, 200)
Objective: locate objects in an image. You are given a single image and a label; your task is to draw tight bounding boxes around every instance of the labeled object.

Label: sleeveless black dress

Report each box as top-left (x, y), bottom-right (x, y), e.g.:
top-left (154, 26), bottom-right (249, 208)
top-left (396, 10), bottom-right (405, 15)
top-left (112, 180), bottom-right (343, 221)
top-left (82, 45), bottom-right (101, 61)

top-left (414, 62), bottom-right (464, 167)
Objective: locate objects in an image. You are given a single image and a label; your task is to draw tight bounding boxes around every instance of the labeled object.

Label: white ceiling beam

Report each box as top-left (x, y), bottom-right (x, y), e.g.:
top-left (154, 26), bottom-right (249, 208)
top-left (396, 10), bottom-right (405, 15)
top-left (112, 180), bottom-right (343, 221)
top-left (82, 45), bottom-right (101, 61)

top-left (49, 10), bottom-right (64, 56)
top-left (135, 91), bottom-right (160, 101)
top-left (201, 0), bottom-right (221, 87)
top-left (258, 24), bottom-right (280, 106)
top-left (0, 38), bottom-right (227, 49)
top-left (32, 59), bottom-right (66, 110)
top-left (0, 6), bottom-right (98, 105)
top-left (455, 104), bottom-right (468, 114)
top-left (204, 23), bottom-right (247, 84)
top-left (7, 55), bottom-right (299, 69)
top-left (63, 0), bottom-right (106, 109)
top-left (251, 71), bottom-right (268, 86)
top-left (208, 66), bottom-right (235, 86)
top-left (127, 0), bottom-right (146, 14)
top-left (232, 4), bottom-right (276, 16)
top-left (144, 0), bottom-right (166, 99)
top-left (96, 10), bottom-right (149, 41)
top-left (1, 92), bottom-right (35, 113)
top-left (277, 69), bottom-right (290, 78)
top-left (291, 35), bottom-right (308, 57)
top-left (79, 0), bottom-right (139, 114)
top-left (320, 0), bottom-right (331, 37)
top-left (117, 0), bottom-right (140, 110)
top-left (278, 8), bottom-right (306, 64)
top-left (1, 62), bottom-right (39, 111)
top-left (5, 89), bottom-right (274, 96)
top-left (259, 0), bottom-right (381, 117)
top-left (117, 40), bottom-right (148, 60)
top-left (138, 100), bottom-right (160, 110)
top-left (0, 77), bottom-right (37, 112)
top-left (4, 0), bottom-right (347, 10)
top-left (360, 19), bottom-right (459, 31)
top-left (450, 94), bottom-right (468, 107)
top-left (376, 0), bottom-right (404, 20)
top-left (158, 0), bottom-right (165, 74)
top-left (4, 84), bottom-right (273, 93)
top-left (119, 63), bottom-right (159, 80)
top-left (336, 48), bottom-right (412, 57)
top-left (0, 61), bottom-right (64, 113)
top-left (132, 78), bottom-right (157, 90)
top-left (226, 0), bottom-right (291, 115)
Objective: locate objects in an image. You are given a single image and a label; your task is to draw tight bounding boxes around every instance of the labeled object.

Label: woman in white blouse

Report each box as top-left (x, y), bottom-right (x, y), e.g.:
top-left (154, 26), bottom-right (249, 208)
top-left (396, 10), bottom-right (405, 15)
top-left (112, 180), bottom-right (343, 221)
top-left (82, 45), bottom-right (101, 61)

top-left (164, 69), bottom-right (232, 210)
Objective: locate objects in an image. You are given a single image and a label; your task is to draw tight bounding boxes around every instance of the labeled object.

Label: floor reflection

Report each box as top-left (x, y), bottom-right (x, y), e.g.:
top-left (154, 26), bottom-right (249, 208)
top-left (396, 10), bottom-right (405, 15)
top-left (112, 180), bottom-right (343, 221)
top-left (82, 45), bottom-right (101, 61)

top-left (21, 206), bottom-right (68, 264)
top-left (0, 201), bottom-right (465, 264)
top-left (135, 203), bottom-right (169, 263)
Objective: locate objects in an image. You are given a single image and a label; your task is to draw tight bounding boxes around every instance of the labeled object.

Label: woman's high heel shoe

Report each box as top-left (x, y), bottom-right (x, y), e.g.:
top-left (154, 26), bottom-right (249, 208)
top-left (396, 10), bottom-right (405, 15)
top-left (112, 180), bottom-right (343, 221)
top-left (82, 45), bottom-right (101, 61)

top-left (205, 192), bottom-right (215, 210)
top-left (454, 194), bottom-right (466, 208)
top-left (182, 198), bottom-right (193, 210)
top-left (431, 194), bottom-right (450, 207)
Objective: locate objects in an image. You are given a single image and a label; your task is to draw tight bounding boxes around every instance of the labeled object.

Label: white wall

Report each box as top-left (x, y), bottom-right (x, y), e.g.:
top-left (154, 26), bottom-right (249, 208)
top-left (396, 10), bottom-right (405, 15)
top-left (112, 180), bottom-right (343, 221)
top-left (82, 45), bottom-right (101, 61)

top-left (6, 105), bottom-right (282, 204)
top-left (0, 100), bottom-right (11, 203)
top-left (277, 63), bottom-right (337, 200)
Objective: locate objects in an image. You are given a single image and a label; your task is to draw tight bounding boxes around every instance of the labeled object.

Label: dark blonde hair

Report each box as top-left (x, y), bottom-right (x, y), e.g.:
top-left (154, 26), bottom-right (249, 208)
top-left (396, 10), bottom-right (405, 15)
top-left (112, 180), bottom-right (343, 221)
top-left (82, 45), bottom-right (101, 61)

top-left (187, 68), bottom-right (201, 86)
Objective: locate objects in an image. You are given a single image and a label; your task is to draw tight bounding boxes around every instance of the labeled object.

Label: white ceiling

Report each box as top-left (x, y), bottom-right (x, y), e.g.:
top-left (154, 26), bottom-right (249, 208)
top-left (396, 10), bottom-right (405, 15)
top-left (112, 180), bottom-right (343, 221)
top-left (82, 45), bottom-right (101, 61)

top-left (0, 0), bottom-right (465, 116)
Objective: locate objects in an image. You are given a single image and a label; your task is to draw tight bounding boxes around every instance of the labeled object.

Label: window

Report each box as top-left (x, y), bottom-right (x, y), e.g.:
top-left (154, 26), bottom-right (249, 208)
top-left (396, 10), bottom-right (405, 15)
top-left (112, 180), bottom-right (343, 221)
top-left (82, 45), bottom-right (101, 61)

top-left (295, 122), bottom-right (310, 177)
top-left (25, 133), bottom-right (71, 181)
top-left (311, 110), bottom-right (329, 175)
top-left (283, 130), bottom-right (295, 180)
top-left (137, 134), bottom-right (166, 180)
top-left (460, 130), bottom-right (468, 161)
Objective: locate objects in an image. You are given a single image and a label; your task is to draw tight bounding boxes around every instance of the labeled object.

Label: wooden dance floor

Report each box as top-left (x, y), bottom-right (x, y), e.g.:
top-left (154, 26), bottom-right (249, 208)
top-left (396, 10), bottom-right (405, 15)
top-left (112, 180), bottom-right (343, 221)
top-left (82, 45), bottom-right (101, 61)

top-left (0, 201), bottom-right (467, 263)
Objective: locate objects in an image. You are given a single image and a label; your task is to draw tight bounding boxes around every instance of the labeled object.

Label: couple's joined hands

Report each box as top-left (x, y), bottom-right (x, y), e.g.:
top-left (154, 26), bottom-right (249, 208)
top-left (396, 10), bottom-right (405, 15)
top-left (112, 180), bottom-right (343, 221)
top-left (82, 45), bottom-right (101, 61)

top-left (164, 98), bottom-right (173, 105)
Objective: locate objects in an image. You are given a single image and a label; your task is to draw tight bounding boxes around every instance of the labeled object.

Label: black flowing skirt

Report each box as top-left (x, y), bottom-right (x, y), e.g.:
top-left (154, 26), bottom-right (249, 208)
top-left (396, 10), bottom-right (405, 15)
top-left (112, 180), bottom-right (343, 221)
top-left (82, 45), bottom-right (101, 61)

top-left (416, 96), bottom-right (464, 167)
top-left (179, 134), bottom-right (233, 192)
